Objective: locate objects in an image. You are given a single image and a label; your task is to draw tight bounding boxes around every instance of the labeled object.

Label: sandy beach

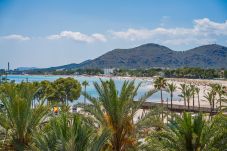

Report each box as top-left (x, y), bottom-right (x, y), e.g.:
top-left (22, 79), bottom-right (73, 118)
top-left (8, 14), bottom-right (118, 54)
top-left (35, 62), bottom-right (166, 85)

top-left (105, 75), bottom-right (227, 108)
top-left (67, 75), bottom-right (227, 108)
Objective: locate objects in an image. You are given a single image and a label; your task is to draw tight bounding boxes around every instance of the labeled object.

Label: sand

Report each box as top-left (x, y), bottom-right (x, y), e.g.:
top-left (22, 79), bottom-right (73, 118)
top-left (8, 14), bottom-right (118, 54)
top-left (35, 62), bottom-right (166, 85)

top-left (108, 76), bottom-right (227, 108)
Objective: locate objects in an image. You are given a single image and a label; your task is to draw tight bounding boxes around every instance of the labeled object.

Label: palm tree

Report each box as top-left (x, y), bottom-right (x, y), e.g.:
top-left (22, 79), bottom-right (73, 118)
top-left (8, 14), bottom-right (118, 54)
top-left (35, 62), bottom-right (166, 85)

top-left (82, 80), bottom-right (89, 105)
top-left (154, 77), bottom-right (167, 104)
top-left (190, 85), bottom-right (196, 110)
top-left (195, 86), bottom-right (200, 109)
top-left (204, 91), bottom-right (215, 115)
top-left (82, 79), bottom-right (156, 151)
top-left (166, 83), bottom-right (177, 110)
top-left (209, 84), bottom-right (218, 110)
top-left (185, 86), bottom-right (193, 110)
top-left (179, 84), bottom-right (187, 108)
top-left (0, 83), bottom-right (49, 150)
top-left (213, 84), bottom-right (226, 111)
top-left (154, 77), bottom-right (167, 120)
top-left (33, 113), bottom-right (109, 151)
top-left (146, 112), bottom-right (227, 151)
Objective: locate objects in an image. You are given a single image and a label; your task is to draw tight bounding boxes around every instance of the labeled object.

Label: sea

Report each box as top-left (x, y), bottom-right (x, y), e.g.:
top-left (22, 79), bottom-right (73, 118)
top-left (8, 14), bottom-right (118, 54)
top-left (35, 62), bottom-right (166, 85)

top-left (6, 75), bottom-right (180, 105)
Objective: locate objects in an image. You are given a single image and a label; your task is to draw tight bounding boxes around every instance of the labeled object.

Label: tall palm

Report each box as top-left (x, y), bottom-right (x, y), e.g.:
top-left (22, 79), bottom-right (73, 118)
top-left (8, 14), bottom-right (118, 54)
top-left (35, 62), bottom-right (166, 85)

top-left (204, 91), bottom-right (215, 115)
top-left (147, 112), bottom-right (227, 151)
top-left (82, 79), bottom-right (156, 151)
top-left (0, 83), bottom-right (49, 150)
top-left (179, 84), bottom-right (187, 108)
top-left (154, 77), bottom-right (167, 120)
top-left (82, 80), bottom-right (89, 105)
top-left (213, 84), bottom-right (226, 111)
top-left (190, 85), bottom-right (196, 110)
top-left (154, 77), bottom-right (167, 104)
top-left (34, 113), bottom-right (109, 151)
top-left (166, 83), bottom-right (177, 110)
top-left (195, 87), bottom-right (200, 109)
top-left (185, 86), bottom-right (193, 110)
top-left (209, 84), bottom-right (218, 110)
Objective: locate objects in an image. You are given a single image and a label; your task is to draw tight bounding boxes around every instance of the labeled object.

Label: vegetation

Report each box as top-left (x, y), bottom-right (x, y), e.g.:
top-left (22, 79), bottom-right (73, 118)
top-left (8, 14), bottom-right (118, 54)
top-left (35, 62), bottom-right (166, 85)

top-left (49, 77), bottom-right (81, 105)
top-left (82, 79), bottom-right (157, 150)
top-left (195, 87), bottom-right (200, 108)
top-left (166, 83), bottom-right (177, 110)
top-left (154, 77), bottom-right (167, 120)
top-left (33, 113), bottom-right (109, 151)
top-left (10, 68), bottom-right (105, 76)
top-left (0, 83), bottom-right (49, 150)
top-left (82, 80), bottom-right (89, 105)
top-left (179, 84), bottom-right (187, 107)
top-left (114, 67), bottom-right (226, 79)
top-left (146, 112), bottom-right (227, 151)
top-left (0, 77), bottom-right (227, 151)
top-left (225, 70), bottom-right (227, 79)
top-left (4, 67), bottom-right (227, 80)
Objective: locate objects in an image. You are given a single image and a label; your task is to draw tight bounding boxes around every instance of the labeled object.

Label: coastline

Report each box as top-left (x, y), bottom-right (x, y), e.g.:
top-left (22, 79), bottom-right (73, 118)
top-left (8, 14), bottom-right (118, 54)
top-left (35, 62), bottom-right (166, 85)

top-left (7, 74), bottom-right (227, 107)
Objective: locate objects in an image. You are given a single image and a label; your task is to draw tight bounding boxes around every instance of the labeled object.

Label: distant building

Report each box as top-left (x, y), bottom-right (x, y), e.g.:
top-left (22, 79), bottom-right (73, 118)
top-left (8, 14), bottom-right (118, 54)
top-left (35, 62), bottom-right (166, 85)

top-left (104, 68), bottom-right (114, 75)
top-left (8, 62), bottom-right (10, 72)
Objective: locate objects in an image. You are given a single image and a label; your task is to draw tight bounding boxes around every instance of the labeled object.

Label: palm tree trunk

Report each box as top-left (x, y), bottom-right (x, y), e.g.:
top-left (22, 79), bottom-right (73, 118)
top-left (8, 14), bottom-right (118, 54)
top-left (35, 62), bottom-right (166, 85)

top-left (161, 89), bottom-right (163, 121)
top-left (171, 93), bottom-right (173, 110)
top-left (161, 89), bottom-right (163, 104)
top-left (210, 103), bottom-right (212, 118)
top-left (198, 95), bottom-right (200, 109)
top-left (219, 96), bottom-right (222, 111)
top-left (187, 99), bottom-right (190, 110)
top-left (84, 86), bottom-right (86, 105)
top-left (193, 95), bottom-right (195, 110)
top-left (212, 98), bottom-right (215, 111)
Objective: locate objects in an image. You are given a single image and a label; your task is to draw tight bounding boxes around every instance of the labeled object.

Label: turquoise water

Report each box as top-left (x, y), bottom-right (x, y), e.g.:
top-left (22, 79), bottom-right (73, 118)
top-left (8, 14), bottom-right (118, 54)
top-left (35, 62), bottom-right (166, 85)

top-left (6, 75), bottom-right (180, 104)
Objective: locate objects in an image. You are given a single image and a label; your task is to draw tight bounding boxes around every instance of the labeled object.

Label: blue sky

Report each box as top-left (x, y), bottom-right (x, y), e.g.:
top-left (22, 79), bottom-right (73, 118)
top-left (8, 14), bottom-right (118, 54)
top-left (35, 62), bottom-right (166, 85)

top-left (0, 0), bottom-right (227, 69)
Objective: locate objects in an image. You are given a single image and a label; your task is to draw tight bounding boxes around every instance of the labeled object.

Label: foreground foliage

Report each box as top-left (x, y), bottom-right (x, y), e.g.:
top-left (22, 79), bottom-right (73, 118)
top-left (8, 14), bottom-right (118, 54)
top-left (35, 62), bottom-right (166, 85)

top-left (0, 78), bottom-right (226, 151)
top-left (145, 112), bottom-right (227, 151)
top-left (0, 83), bottom-right (49, 150)
top-left (33, 113), bottom-right (109, 151)
top-left (82, 79), bottom-right (157, 151)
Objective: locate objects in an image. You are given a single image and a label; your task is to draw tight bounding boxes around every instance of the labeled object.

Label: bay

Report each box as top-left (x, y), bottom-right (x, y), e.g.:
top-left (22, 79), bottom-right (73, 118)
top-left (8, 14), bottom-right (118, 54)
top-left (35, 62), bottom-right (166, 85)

top-left (6, 75), bottom-right (180, 104)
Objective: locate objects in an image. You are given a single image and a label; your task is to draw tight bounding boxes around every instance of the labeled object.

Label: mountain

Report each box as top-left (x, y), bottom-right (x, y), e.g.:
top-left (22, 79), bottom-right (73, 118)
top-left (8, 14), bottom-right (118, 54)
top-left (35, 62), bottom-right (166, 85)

top-left (82, 43), bottom-right (181, 69)
top-left (32, 43), bottom-right (227, 71)
top-left (81, 43), bottom-right (227, 69)
top-left (181, 44), bottom-right (227, 68)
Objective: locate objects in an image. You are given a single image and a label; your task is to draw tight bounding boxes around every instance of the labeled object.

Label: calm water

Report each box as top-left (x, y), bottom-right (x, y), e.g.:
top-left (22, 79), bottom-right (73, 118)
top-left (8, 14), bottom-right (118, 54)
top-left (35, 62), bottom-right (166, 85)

top-left (6, 75), bottom-right (180, 104)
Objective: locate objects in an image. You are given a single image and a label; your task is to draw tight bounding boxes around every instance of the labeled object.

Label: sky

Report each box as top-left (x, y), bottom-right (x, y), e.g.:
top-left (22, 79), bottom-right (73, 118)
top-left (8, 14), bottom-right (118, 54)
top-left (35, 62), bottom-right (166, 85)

top-left (0, 0), bottom-right (227, 69)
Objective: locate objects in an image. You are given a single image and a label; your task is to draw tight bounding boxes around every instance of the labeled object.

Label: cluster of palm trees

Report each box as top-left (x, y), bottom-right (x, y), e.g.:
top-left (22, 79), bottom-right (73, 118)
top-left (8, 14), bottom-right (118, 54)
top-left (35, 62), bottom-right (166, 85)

top-left (0, 78), bottom-right (227, 150)
top-left (154, 77), bottom-right (227, 114)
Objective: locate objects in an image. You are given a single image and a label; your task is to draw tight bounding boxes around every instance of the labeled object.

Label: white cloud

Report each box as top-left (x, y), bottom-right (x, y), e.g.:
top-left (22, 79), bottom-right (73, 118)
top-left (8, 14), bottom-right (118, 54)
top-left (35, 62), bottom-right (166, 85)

top-left (2, 34), bottom-right (30, 41)
top-left (47, 31), bottom-right (107, 42)
top-left (194, 18), bottom-right (227, 35)
top-left (111, 18), bottom-right (227, 45)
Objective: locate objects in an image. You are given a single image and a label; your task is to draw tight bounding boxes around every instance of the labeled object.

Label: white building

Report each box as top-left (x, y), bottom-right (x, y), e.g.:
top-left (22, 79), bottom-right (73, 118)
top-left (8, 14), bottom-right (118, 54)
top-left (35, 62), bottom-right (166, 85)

top-left (104, 68), bottom-right (114, 75)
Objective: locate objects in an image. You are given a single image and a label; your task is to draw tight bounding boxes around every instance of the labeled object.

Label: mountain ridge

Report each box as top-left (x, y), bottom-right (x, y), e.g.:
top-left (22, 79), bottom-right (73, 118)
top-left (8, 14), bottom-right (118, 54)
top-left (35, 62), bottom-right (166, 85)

top-left (30, 43), bottom-right (227, 70)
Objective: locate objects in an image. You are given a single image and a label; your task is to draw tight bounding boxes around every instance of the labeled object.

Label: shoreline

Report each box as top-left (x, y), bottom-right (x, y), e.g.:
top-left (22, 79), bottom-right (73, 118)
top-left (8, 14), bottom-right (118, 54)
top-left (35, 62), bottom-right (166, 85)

top-left (7, 74), bottom-right (227, 107)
